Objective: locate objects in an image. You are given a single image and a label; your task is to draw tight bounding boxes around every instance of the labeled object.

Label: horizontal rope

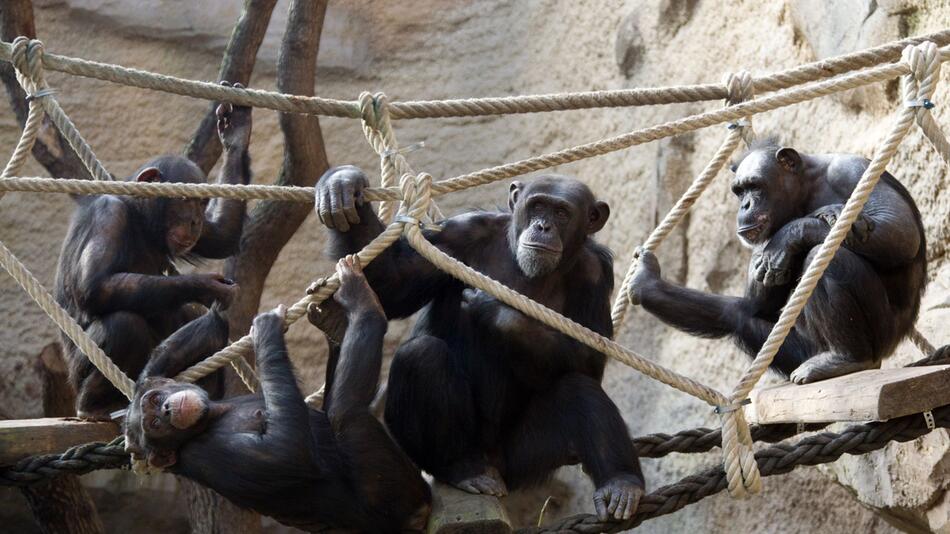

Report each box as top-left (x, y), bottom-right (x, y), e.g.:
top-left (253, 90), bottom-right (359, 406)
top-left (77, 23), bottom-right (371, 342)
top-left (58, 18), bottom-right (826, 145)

top-left (1, 30), bottom-right (948, 120)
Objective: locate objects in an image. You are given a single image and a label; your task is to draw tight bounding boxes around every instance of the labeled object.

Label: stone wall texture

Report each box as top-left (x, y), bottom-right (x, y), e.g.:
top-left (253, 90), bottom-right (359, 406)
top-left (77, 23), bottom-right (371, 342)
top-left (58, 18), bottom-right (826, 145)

top-left (1, 1), bottom-right (949, 532)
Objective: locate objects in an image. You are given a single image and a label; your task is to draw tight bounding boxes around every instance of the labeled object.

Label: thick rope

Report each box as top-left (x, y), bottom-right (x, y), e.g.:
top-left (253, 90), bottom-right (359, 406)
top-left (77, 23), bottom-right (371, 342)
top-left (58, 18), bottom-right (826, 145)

top-left (7, 38), bottom-right (112, 182)
top-left (0, 240), bottom-right (135, 398)
top-left (522, 403), bottom-right (950, 534)
top-left (0, 437), bottom-right (129, 486)
top-left (2, 31), bottom-right (949, 120)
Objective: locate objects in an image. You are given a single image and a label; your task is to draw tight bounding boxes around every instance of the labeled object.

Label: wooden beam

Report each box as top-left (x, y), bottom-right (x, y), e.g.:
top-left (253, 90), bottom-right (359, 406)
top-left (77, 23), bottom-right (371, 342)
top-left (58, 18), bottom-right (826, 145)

top-left (427, 482), bottom-right (512, 534)
top-left (747, 365), bottom-right (950, 424)
top-left (0, 417), bottom-right (119, 465)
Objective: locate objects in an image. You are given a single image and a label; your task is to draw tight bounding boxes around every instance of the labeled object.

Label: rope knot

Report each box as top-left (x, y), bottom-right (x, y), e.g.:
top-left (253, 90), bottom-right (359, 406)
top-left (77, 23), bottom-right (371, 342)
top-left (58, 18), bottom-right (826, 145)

top-left (10, 37), bottom-right (47, 91)
top-left (902, 42), bottom-right (941, 103)
top-left (722, 70), bottom-right (754, 107)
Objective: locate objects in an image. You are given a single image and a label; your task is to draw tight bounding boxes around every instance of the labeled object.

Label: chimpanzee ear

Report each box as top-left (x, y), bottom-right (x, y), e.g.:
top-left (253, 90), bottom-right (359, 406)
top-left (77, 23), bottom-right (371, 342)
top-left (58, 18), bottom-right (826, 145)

top-left (147, 449), bottom-right (177, 469)
top-left (588, 200), bottom-right (610, 234)
top-left (774, 148), bottom-right (802, 172)
top-left (508, 181), bottom-right (524, 211)
top-left (135, 167), bottom-right (162, 183)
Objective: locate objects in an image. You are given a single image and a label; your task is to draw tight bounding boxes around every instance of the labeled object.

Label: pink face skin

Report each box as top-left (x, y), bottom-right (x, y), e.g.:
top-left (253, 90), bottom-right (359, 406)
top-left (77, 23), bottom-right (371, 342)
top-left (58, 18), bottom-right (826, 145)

top-left (165, 199), bottom-right (207, 256)
top-left (140, 385), bottom-right (209, 436)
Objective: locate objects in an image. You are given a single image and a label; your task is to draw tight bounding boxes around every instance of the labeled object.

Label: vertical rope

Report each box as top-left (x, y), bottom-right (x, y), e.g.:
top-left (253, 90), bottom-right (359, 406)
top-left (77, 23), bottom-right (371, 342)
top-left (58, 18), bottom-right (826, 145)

top-left (611, 71), bottom-right (754, 332)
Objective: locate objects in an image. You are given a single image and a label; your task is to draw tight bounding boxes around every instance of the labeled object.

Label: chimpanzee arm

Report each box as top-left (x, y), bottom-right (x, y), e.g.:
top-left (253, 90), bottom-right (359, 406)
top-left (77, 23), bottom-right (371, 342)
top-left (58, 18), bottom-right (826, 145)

top-left (319, 166), bottom-right (496, 318)
top-left (252, 310), bottom-right (312, 449)
top-left (629, 250), bottom-right (748, 338)
top-left (76, 200), bottom-right (234, 315)
top-left (190, 150), bottom-right (251, 259)
top-left (191, 96), bottom-right (252, 259)
top-left (139, 308), bottom-right (229, 380)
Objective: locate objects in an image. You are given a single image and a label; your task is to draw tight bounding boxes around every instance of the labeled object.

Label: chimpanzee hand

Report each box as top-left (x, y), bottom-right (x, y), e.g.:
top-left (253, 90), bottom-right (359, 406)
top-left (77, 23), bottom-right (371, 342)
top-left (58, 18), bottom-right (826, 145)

top-left (463, 289), bottom-right (526, 335)
top-left (315, 166), bottom-right (368, 232)
top-left (250, 304), bottom-right (287, 341)
top-left (197, 274), bottom-right (239, 309)
top-left (216, 81), bottom-right (252, 153)
top-left (752, 241), bottom-right (793, 287)
top-left (811, 204), bottom-right (874, 245)
top-left (593, 474), bottom-right (643, 521)
top-left (627, 249), bottom-right (661, 305)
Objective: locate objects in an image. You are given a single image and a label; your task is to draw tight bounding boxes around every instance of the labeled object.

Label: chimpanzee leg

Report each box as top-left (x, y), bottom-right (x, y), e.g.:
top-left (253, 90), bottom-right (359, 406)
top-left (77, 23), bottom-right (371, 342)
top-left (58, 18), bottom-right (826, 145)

top-left (789, 247), bottom-right (890, 384)
top-left (504, 373), bottom-right (643, 492)
top-left (324, 289), bottom-right (431, 531)
top-left (72, 311), bottom-right (158, 419)
top-left (385, 335), bottom-right (499, 493)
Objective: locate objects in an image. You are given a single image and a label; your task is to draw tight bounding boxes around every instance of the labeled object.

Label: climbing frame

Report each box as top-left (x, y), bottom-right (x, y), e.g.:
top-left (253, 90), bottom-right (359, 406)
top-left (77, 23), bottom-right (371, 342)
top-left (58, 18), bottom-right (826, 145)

top-left (0, 28), bottom-right (949, 534)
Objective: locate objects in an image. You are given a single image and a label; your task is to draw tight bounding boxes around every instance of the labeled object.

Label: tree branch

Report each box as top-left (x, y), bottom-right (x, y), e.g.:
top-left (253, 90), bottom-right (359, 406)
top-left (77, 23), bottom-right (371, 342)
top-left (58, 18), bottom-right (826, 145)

top-left (184, 0), bottom-right (278, 174)
top-left (224, 0), bottom-right (330, 336)
top-left (0, 0), bottom-right (91, 180)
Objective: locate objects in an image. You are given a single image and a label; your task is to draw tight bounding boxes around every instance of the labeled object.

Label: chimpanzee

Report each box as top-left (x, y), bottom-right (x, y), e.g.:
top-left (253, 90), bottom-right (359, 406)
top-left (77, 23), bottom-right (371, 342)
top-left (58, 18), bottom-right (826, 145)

top-left (124, 256), bottom-right (432, 532)
top-left (54, 82), bottom-right (253, 419)
top-left (628, 140), bottom-right (927, 384)
top-left (316, 167), bottom-right (644, 521)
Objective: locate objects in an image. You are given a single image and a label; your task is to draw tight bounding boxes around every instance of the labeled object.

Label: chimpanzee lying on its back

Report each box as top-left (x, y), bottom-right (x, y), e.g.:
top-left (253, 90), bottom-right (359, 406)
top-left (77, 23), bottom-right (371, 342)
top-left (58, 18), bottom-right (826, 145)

top-left (124, 256), bottom-right (431, 532)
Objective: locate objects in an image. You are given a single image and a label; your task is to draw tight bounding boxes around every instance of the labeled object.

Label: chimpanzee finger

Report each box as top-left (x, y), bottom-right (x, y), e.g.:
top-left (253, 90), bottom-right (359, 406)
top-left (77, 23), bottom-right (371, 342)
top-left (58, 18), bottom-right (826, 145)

top-left (341, 185), bottom-right (361, 226)
top-left (317, 190), bottom-right (334, 229)
top-left (622, 490), bottom-right (640, 520)
top-left (594, 494), bottom-right (608, 521)
top-left (606, 489), bottom-right (621, 517)
top-left (329, 181), bottom-right (351, 231)
top-left (613, 493), bottom-right (627, 520)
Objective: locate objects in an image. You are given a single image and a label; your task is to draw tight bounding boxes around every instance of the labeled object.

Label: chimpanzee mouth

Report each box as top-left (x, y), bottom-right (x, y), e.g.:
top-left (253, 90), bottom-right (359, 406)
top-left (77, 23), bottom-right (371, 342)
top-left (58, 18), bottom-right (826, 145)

top-left (521, 242), bottom-right (562, 254)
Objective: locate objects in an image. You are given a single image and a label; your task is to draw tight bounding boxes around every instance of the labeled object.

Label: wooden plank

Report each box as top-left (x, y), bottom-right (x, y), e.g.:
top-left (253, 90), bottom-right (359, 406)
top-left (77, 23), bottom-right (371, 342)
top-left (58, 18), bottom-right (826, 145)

top-left (747, 365), bottom-right (950, 424)
top-left (0, 417), bottom-right (120, 465)
top-left (427, 481), bottom-right (512, 534)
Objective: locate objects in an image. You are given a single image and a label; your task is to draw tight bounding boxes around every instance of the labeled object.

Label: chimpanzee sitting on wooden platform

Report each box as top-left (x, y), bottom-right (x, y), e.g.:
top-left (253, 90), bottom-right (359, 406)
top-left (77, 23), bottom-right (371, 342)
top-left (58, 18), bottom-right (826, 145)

top-left (124, 256), bottom-right (431, 532)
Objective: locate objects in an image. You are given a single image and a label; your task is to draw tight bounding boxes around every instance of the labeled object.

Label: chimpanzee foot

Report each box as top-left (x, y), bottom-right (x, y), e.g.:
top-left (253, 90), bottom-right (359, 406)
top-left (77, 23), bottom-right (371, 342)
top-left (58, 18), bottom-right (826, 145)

top-left (452, 466), bottom-right (508, 497)
top-left (593, 474), bottom-right (644, 521)
top-left (790, 352), bottom-right (879, 384)
top-left (333, 255), bottom-right (385, 319)
top-left (403, 502), bottom-right (432, 532)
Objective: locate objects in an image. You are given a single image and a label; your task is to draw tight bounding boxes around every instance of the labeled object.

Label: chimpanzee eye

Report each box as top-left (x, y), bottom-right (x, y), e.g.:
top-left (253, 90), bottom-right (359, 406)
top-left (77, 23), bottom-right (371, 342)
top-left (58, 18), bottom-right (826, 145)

top-left (150, 417), bottom-right (162, 429)
top-left (731, 185), bottom-right (742, 196)
top-left (555, 208), bottom-right (569, 219)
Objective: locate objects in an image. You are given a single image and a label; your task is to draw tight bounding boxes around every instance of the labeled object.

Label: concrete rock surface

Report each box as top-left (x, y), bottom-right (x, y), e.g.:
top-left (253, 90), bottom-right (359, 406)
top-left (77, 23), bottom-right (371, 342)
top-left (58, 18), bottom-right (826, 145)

top-left (1, 0), bottom-right (949, 532)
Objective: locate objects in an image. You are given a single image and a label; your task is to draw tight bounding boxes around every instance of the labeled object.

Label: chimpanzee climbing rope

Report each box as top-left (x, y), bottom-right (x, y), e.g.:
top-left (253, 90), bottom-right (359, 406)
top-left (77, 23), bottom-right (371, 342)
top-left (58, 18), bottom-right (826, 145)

top-left (0, 31), bottom-right (948, 511)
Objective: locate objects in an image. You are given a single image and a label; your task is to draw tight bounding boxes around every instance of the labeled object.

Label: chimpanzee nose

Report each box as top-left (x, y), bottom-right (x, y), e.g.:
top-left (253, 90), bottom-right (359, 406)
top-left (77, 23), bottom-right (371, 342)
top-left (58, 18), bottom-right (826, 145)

top-left (741, 198), bottom-right (751, 210)
top-left (534, 221), bottom-right (551, 232)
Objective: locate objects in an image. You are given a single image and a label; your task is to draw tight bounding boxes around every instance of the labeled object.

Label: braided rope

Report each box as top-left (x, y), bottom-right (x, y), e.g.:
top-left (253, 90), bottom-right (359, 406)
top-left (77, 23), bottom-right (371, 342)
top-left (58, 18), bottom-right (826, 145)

top-left (0, 437), bottom-right (129, 486)
top-left (522, 404), bottom-right (950, 534)
top-left (0, 240), bottom-right (135, 398)
top-left (2, 31), bottom-right (949, 120)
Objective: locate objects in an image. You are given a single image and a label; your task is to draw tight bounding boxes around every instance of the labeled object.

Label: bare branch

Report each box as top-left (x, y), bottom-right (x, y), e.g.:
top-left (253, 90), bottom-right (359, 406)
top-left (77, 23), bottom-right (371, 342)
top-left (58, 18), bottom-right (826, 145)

top-left (224, 0), bottom-right (330, 336)
top-left (0, 0), bottom-right (91, 180)
top-left (184, 0), bottom-right (278, 174)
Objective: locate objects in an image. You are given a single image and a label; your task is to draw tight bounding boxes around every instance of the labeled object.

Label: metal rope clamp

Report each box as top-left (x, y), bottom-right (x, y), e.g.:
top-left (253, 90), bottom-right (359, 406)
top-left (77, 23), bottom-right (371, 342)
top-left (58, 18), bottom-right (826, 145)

top-left (714, 398), bottom-right (751, 415)
top-left (905, 98), bottom-right (936, 109)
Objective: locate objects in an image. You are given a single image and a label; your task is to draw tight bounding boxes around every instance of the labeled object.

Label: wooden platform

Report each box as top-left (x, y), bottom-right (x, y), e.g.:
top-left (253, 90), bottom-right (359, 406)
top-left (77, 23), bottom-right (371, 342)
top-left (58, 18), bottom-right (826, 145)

top-left (427, 482), bottom-right (511, 534)
top-left (747, 365), bottom-right (950, 424)
top-left (0, 417), bottom-right (120, 465)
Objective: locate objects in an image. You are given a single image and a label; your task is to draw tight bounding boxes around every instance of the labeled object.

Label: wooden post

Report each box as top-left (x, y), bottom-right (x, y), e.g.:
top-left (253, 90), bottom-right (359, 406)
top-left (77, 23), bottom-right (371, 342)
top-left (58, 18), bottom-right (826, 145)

top-left (427, 482), bottom-right (512, 534)
top-left (18, 343), bottom-right (105, 534)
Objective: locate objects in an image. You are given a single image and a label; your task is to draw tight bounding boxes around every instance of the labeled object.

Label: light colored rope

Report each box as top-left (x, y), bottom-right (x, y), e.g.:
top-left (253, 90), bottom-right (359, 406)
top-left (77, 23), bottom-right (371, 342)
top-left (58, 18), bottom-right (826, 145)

top-left (718, 42), bottom-right (939, 498)
top-left (611, 70), bottom-right (754, 331)
top-left (0, 97), bottom-right (43, 179)
top-left (610, 128), bottom-right (743, 331)
top-left (8, 38), bottom-right (112, 182)
top-left (2, 31), bottom-right (949, 120)
top-left (0, 240), bottom-right (135, 398)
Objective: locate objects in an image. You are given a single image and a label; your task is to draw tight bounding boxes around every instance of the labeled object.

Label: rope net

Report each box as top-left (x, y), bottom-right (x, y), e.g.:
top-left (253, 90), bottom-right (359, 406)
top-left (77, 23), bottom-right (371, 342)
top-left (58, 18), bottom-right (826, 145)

top-left (0, 32), bottom-right (948, 500)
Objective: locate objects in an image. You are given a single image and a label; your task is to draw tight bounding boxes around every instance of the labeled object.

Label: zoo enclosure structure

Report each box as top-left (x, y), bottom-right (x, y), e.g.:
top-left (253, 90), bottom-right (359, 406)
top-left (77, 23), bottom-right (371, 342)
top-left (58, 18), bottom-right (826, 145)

top-left (0, 28), bottom-right (949, 533)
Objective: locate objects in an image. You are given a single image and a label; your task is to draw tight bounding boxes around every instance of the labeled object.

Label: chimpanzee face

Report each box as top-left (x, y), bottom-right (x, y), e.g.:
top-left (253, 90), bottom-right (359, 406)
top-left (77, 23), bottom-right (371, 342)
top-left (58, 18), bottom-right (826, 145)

top-left (731, 147), bottom-right (802, 247)
top-left (164, 198), bottom-right (208, 256)
top-left (509, 176), bottom-right (609, 278)
top-left (133, 156), bottom-right (209, 257)
top-left (124, 378), bottom-right (210, 468)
